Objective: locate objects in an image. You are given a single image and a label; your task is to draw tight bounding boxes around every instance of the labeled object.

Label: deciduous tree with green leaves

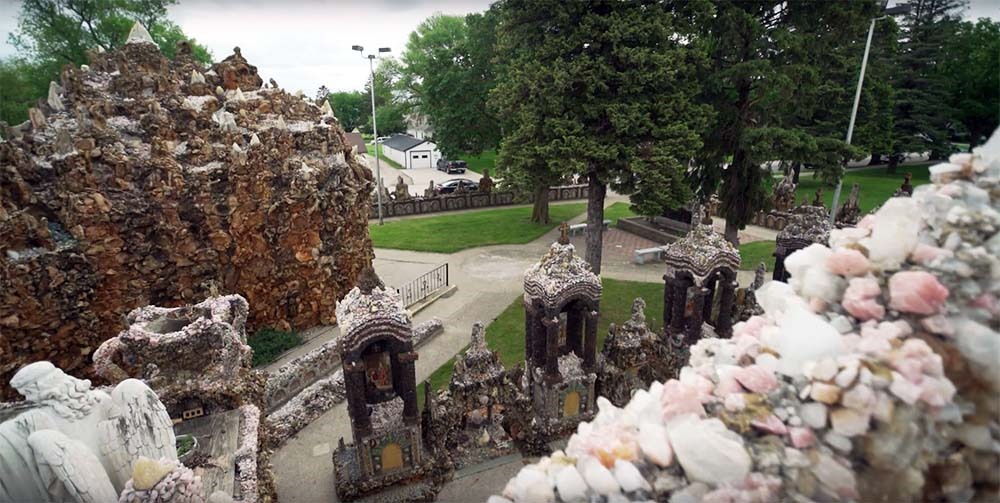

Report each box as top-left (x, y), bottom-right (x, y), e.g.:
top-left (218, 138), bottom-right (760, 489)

top-left (940, 17), bottom-right (1000, 147)
top-left (492, 0), bottom-right (710, 273)
top-left (326, 91), bottom-right (368, 132)
top-left (400, 10), bottom-right (501, 157)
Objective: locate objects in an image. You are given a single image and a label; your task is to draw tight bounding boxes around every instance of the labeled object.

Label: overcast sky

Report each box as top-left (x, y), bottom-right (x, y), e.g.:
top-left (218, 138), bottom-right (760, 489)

top-left (0, 0), bottom-right (995, 95)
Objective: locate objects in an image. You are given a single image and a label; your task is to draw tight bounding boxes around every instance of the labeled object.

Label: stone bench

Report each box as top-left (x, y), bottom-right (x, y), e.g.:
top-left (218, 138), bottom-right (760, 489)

top-left (568, 220), bottom-right (611, 236)
top-left (634, 246), bottom-right (666, 265)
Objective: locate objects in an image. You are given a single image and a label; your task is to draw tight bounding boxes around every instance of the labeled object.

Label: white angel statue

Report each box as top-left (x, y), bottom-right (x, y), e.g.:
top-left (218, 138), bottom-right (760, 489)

top-left (0, 361), bottom-right (178, 502)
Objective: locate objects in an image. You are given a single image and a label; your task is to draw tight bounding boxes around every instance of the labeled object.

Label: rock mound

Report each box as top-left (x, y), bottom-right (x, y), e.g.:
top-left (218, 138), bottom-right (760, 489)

top-left (0, 38), bottom-right (373, 399)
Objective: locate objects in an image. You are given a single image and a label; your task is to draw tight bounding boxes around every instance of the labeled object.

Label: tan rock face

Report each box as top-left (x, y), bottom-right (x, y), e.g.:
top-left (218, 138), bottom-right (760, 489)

top-left (0, 42), bottom-right (373, 399)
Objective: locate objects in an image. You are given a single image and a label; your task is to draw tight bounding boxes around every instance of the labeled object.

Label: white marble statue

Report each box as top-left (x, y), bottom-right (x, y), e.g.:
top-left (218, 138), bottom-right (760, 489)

top-left (0, 361), bottom-right (177, 502)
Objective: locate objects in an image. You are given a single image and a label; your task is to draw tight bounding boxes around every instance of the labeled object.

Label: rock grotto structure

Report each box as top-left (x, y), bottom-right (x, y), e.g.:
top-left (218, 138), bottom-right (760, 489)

top-left (493, 131), bottom-right (1000, 502)
top-left (0, 27), bottom-right (373, 398)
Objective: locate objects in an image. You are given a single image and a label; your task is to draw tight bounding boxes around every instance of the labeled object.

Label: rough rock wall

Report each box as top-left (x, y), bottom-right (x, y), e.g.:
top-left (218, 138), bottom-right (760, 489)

top-left (0, 40), bottom-right (373, 399)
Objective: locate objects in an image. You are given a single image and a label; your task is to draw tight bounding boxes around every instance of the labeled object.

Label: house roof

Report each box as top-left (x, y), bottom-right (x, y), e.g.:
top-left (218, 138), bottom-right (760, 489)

top-left (381, 134), bottom-right (426, 152)
top-left (344, 132), bottom-right (367, 153)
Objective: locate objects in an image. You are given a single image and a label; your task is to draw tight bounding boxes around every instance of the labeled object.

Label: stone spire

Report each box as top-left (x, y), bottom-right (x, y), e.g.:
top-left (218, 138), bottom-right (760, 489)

top-left (356, 264), bottom-right (384, 294)
top-left (126, 22), bottom-right (156, 46)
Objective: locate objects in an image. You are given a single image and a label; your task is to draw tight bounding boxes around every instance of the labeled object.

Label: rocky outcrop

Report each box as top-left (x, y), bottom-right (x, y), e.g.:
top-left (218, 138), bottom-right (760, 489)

top-left (0, 37), bottom-right (373, 399)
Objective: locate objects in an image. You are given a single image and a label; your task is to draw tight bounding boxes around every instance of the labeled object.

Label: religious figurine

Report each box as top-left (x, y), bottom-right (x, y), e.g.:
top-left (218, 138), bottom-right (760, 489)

top-left (424, 180), bottom-right (437, 198)
top-left (893, 172), bottom-right (914, 197)
top-left (393, 175), bottom-right (410, 201)
top-left (0, 361), bottom-right (179, 502)
top-left (772, 174), bottom-right (797, 212)
top-left (835, 183), bottom-right (861, 227)
top-left (478, 169), bottom-right (494, 194)
top-left (811, 187), bottom-right (824, 208)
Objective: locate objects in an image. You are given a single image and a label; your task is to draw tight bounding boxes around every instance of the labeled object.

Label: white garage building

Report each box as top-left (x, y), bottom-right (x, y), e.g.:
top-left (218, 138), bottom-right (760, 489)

top-left (380, 134), bottom-right (441, 169)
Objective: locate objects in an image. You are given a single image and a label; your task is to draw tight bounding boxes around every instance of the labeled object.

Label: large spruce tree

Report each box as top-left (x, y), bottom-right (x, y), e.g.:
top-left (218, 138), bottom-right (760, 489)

top-left (889, 0), bottom-right (966, 168)
top-left (690, 1), bottom-right (878, 243)
top-left (492, 0), bottom-right (710, 273)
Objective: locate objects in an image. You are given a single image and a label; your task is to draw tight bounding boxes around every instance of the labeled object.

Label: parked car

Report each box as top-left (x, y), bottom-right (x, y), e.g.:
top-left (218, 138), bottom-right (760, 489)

top-left (436, 178), bottom-right (479, 194)
top-left (436, 158), bottom-right (467, 174)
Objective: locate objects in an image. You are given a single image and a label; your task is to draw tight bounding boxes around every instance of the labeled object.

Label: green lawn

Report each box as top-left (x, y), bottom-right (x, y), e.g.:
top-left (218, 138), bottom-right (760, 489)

top-left (794, 164), bottom-right (931, 213)
top-left (366, 143), bottom-right (404, 170)
top-left (248, 328), bottom-right (303, 367)
top-left (739, 240), bottom-right (776, 271)
top-left (370, 202), bottom-right (587, 253)
top-left (418, 278), bottom-right (664, 408)
top-left (604, 201), bottom-right (637, 225)
top-left (458, 150), bottom-right (497, 174)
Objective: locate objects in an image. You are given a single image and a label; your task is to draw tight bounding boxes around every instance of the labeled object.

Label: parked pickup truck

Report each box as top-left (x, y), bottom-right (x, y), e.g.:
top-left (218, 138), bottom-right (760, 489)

top-left (436, 158), bottom-right (467, 174)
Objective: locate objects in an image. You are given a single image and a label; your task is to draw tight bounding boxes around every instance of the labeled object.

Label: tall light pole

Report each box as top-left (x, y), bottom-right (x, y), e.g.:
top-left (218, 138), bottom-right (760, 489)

top-left (353, 45), bottom-right (392, 225)
top-left (829, 2), bottom-right (910, 224)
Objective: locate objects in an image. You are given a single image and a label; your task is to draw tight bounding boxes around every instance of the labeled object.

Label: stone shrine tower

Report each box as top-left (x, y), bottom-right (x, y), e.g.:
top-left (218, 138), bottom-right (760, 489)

top-left (333, 267), bottom-right (423, 498)
top-left (773, 204), bottom-right (831, 282)
top-left (522, 224), bottom-right (601, 432)
top-left (662, 209), bottom-right (740, 341)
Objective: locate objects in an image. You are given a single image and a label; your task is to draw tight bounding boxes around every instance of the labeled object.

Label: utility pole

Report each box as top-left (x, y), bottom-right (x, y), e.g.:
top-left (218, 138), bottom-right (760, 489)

top-left (829, 2), bottom-right (911, 224)
top-left (353, 45), bottom-right (392, 225)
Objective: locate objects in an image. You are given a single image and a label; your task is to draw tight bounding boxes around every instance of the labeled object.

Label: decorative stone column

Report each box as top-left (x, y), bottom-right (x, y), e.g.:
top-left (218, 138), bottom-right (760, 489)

top-left (344, 361), bottom-right (371, 436)
top-left (399, 349), bottom-right (419, 423)
top-left (583, 310), bottom-right (599, 371)
top-left (662, 275), bottom-right (675, 330)
top-left (543, 316), bottom-right (561, 382)
top-left (685, 287), bottom-right (707, 343)
top-left (716, 278), bottom-right (737, 338)
top-left (670, 275), bottom-right (691, 333)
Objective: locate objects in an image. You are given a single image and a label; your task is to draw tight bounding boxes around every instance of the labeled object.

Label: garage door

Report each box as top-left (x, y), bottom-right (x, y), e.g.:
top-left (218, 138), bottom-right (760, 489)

top-left (409, 150), bottom-right (432, 169)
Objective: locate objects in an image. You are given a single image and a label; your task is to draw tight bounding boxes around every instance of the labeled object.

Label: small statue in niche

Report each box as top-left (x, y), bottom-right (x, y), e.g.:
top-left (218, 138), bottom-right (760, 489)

top-left (478, 169), bottom-right (494, 194)
top-left (893, 172), bottom-right (914, 197)
top-left (835, 183), bottom-right (862, 227)
top-left (772, 174), bottom-right (797, 212)
top-left (394, 175), bottom-right (411, 201)
top-left (811, 188), bottom-right (824, 208)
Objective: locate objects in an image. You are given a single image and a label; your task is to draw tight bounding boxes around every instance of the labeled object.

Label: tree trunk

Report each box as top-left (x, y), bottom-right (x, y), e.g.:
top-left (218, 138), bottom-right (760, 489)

top-left (869, 152), bottom-right (882, 166)
top-left (791, 162), bottom-right (802, 184)
top-left (531, 184), bottom-right (550, 224)
top-left (724, 220), bottom-right (739, 247)
top-left (887, 154), bottom-right (899, 175)
top-left (585, 170), bottom-right (606, 275)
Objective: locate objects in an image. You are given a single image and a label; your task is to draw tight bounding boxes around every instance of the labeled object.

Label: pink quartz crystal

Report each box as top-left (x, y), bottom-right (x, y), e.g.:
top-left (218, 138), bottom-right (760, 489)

top-left (826, 248), bottom-right (872, 277)
top-left (888, 271), bottom-right (949, 315)
top-left (842, 277), bottom-right (885, 321)
top-left (733, 365), bottom-right (779, 394)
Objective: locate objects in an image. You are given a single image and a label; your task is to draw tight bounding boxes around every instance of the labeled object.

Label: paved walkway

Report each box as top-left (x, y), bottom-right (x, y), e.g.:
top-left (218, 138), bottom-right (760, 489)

top-left (271, 197), bottom-right (776, 501)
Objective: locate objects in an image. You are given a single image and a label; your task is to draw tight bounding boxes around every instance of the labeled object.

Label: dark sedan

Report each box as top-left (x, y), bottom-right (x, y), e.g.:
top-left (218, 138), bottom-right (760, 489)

top-left (436, 178), bottom-right (479, 194)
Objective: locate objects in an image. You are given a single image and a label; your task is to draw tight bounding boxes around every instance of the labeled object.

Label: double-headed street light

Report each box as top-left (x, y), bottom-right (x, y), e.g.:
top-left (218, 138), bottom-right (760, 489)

top-left (353, 45), bottom-right (392, 225)
top-left (829, 2), bottom-right (911, 224)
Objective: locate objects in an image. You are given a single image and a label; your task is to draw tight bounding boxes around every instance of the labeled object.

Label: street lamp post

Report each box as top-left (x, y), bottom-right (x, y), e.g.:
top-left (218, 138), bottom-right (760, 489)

top-left (829, 3), bottom-right (910, 225)
top-left (353, 45), bottom-right (392, 225)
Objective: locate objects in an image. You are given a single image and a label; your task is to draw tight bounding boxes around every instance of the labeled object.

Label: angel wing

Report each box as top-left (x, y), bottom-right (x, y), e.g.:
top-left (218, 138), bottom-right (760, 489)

top-left (97, 378), bottom-right (177, 490)
top-left (26, 429), bottom-right (118, 503)
top-left (0, 408), bottom-right (57, 502)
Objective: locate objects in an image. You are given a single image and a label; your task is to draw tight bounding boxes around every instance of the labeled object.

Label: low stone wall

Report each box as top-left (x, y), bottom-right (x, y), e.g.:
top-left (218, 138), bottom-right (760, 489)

top-left (368, 184), bottom-right (589, 219)
top-left (264, 339), bottom-right (340, 410)
top-left (264, 318), bottom-right (444, 446)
